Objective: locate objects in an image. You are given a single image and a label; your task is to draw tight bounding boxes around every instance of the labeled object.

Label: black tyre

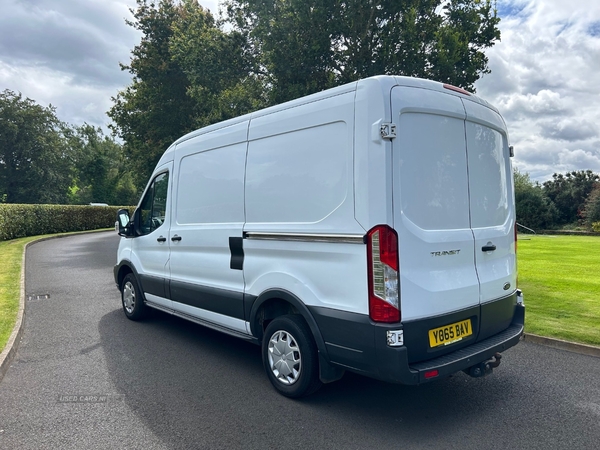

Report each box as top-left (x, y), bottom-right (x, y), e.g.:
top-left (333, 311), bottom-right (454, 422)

top-left (262, 315), bottom-right (322, 398)
top-left (121, 273), bottom-right (146, 321)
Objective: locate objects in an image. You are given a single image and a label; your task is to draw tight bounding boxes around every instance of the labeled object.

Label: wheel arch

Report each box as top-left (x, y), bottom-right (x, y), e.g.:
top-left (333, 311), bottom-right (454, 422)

top-left (114, 260), bottom-right (139, 290)
top-left (249, 289), bottom-right (345, 384)
top-left (249, 289), bottom-right (327, 356)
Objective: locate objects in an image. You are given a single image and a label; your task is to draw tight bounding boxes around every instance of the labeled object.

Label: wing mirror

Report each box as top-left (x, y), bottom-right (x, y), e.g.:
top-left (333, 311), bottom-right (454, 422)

top-left (116, 209), bottom-right (133, 237)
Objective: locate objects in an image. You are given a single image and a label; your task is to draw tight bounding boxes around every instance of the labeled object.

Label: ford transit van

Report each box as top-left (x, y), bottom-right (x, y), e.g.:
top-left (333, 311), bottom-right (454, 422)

top-left (114, 75), bottom-right (524, 397)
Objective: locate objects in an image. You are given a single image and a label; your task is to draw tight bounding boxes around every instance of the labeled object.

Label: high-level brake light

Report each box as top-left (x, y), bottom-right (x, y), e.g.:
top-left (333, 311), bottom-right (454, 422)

top-left (367, 225), bottom-right (400, 323)
top-left (443, 83), bottom-right (471, 96)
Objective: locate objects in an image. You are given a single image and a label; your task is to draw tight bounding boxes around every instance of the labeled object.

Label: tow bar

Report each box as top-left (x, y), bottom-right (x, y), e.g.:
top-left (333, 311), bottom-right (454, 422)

top-left (466, 353), bottom-right (502, 378)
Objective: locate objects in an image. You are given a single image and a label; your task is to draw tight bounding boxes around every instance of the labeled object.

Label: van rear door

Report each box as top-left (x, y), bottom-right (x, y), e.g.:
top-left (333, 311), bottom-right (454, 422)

top-left (463, 100), bottom-right (516, 306)
top-left (391, 86), bottom-right (480, 324)
top-left (391, 85), bottom-right (516, 360)
top-left (463, 99), bottom-right (517, 339)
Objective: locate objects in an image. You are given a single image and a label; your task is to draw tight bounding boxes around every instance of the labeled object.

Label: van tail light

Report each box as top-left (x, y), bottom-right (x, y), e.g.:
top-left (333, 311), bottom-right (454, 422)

top-left (367, 225), bottom-right (400, 323)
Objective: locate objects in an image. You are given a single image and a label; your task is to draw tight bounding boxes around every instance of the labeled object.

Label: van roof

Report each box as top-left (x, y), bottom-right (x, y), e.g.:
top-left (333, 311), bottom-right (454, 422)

top-left (170, 75), bottom-right (498, 148)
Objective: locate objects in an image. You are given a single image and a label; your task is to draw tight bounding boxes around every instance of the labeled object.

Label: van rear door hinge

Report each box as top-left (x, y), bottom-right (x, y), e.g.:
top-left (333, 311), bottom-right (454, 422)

top-left (380, 123), bottom-right (397, 140)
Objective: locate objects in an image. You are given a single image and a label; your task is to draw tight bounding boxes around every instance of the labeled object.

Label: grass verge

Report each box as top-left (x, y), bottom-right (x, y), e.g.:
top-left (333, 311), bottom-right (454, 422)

top-left (518, 234), bottom-right (600, 346)
top-left (0, 236), bottom-right (40, 352)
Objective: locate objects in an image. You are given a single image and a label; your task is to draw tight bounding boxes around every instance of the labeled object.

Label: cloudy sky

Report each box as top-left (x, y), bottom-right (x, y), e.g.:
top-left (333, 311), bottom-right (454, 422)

top-left (1, 0), bottom-right (599, 182)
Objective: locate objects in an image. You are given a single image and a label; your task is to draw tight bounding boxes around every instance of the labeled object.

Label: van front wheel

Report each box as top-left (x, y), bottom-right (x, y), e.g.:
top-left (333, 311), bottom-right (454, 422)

top-left (262, 315), bottom-right (322, 398)
top-left (121, 273), bottom-right (146, 321)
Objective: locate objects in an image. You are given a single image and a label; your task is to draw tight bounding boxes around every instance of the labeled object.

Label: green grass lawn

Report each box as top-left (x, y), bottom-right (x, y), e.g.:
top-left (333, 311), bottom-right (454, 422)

top-left (518, 234), bottom-right (600, 346)
top-left (0, 236), bottom-right (40, 352)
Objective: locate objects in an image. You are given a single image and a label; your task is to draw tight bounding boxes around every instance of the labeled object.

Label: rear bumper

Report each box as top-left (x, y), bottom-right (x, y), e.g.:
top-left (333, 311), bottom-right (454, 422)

top-left (310, 300), bottom-right (525, 385)
top-left (408, 309), bottom-right (524, 384)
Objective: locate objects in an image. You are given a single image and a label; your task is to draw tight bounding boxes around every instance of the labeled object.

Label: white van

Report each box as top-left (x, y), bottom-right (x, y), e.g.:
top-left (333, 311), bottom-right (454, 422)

top-left (114, 75), bottom-right (524, 397)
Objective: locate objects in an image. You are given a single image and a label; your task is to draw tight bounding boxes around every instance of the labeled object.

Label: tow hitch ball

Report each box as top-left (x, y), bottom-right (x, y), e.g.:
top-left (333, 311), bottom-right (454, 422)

top-left (466, 353), bottom-right (502, 378)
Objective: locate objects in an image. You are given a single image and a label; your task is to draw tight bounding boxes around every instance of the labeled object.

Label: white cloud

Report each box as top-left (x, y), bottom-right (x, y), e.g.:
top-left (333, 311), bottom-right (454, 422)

top-left (496, 90), bottom-right (568, 119)
top-left (0, 0), bottom-right (218, 130)
top-left (0, 0), bottom-right (141, 129)
top-left (476, 0), bottom-right (600, 182)
top-left (558, 148), bottom-right (600, 170)
top-left (539, 118), bottom-right (599, 142)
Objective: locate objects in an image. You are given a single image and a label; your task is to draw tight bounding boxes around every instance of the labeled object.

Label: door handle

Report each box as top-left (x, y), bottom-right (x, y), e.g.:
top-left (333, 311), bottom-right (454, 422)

top-left (157, 236), bottom-right (166, 243)
top-left (171, 235), bottom-right (182, 242)
top-left (482, 243), bottom-right (496, 252)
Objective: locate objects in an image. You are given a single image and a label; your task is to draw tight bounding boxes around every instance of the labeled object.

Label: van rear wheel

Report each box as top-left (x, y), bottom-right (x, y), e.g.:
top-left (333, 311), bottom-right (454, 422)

top-left (262, 315), bottom-right (322, 398)
top-left (121, 273), bottom-right (146, 321)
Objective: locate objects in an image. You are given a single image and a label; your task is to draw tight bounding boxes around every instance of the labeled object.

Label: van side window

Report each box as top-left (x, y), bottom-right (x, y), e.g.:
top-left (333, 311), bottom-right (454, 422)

top-left (139, 172), bottom-right (169, 235)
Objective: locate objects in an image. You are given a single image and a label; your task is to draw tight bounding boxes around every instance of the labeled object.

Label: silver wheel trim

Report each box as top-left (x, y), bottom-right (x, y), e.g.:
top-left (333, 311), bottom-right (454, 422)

top-left (267, 330), bottom-right (302, 385)
top-left (123, 281), bottom-right (135, 314)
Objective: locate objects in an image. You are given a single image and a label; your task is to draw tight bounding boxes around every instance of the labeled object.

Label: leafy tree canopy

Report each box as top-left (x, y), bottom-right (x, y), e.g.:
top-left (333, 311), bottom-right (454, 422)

top-left (513, 169), bottom-right (557, 231)
top-left (108, 0), bottom-right (199, 189)
top-left (542, 170), bottom-right (600, 226)
top-left (582, 183), bottom-right (600, 227)
top-left (0, 90), bottom-right (136, 206)
top-left (66, 124), bottom-right (139, 206)
top-left (0, 90), bottom-right (72, 204)
top-left (223, 0), bottom-right (501, 103)
top-left (170, 0), bottom-right (267, 125)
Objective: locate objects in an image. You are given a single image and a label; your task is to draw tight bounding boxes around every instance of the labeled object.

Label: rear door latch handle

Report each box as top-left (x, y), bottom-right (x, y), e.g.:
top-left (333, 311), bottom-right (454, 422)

top-left (482, 242), bottom-right (496, 252)
top-left (171, 235), bottom-right (182, 242)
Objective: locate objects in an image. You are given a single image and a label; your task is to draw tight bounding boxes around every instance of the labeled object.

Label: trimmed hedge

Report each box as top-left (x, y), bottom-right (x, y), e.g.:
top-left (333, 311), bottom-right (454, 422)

top-left (0, 204), bottom-right (136, 241)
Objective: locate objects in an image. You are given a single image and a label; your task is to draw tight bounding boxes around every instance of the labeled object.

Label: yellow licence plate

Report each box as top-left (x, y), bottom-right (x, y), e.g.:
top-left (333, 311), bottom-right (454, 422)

top-left (428, 319), bottom-right (473, 348)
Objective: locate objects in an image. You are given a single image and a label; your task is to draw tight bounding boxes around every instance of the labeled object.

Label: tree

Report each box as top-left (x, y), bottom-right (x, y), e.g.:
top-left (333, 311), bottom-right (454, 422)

top-left (170, 0), bottom-right (266, 126)
top-left (223, 0), bottom-right (501, 103)
top-left (582, 183), bottom-right (600, 227)
top-left (542, 170), bottom-right (600, 226)
top-left (513, 169), bottom-right (557, 231)
top-left (0, 90), bottom-right (73, 204)
top-left (224, 0), bottom-right (337, 104)
top-left (66, 124), bottom-right (138, 206)
top-left (108, 0), bottom-right (199, 190)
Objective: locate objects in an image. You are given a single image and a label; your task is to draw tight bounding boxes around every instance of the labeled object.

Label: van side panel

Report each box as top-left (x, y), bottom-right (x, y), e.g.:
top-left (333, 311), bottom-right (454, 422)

top-left (167, 122), bottom-right (248, 330)
top-left (244, 92), bottom-right (369, 314)
top-left (245, 122), bottom-right (348, 223)
top-left (243, 241), bottom-right (368, 313)
top-left (353, 77), bottom-right (397, 230)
